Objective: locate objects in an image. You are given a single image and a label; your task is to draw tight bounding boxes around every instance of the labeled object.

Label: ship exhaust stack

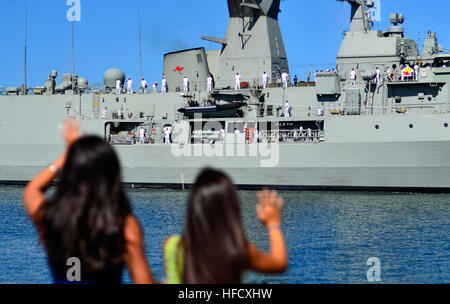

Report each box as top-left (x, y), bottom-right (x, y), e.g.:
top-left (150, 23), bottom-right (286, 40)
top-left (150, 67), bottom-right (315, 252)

top-left (202, 0), bottom-right (289, 88)
top-left (338, 0), bottom-right (373, 32)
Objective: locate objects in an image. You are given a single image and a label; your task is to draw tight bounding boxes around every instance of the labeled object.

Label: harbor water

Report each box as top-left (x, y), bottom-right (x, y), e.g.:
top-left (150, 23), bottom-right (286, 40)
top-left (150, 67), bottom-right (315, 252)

top-left (0, 185), bottom-right (449, 284)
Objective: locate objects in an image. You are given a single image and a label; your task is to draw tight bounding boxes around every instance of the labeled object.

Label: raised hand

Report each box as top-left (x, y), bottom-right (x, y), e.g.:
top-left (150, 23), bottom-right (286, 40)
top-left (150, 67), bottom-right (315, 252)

top-left (256, 188), bottom-right (283, 227)
top-left (61, 117), bottom-right (81, 148)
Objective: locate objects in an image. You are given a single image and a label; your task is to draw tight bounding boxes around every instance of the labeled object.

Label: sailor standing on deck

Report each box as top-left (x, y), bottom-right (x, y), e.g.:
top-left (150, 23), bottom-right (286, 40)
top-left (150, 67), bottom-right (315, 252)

top-left (235, 73), bottom-right (241, 90)
top-left (141, 78), bottom-right (148, 93)
top-left (152, 82), bottom-right (158, 92)
top-left (127, 78), bottom-right (133, 94)
top-left (350, 68), bottom-right (357, 85)
top-left (207, 74), bottom-right (213, 92)
top-left (374, 67), bottom-right (380, 83)
top-left (284, 101), bottom-right (291, 118)
top-left (414, 63), bottom-right (419, 81)
top-left (139, 127), bottom-right (146, 144)
top-left (183, 76), bottom-right (189, 93)
top-left (161, 76), bottom-right (168, 93)
top-left (164, 126), bottom-right (172, 144)
top-left (262, 71), bottom-right (269, 89)
top-left (115, 79), bottom-right (121, 94)
top-left (281, 71), bottom-right (289, 88)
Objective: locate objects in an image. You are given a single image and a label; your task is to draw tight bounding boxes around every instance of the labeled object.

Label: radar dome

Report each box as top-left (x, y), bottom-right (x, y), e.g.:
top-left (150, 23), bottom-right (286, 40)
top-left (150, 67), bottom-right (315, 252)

top-left (103, 68), bottom-right (125, 89)
top-left (78, 77), bottom-right (89, 91)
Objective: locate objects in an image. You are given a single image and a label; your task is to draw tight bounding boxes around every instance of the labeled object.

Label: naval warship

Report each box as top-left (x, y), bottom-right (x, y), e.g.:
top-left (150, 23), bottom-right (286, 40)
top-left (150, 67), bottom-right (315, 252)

top-left (1, 0), bottom-right (450, 191)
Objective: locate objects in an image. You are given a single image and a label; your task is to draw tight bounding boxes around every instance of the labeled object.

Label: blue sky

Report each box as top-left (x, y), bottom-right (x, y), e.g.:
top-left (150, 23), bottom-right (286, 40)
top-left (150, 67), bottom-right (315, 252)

top-left (0, 0), bottom-right (449, 89)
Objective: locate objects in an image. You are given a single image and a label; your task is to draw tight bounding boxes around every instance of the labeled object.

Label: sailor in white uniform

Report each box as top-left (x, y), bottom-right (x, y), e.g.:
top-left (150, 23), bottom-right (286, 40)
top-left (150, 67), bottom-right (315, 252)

top-left (127, 78), bottom-right (133, 94)
top-left (284, 101), bottom-right (291, 117)
top-left (281, 71), bottom-right (289, 88)
top-left (207, 74), bottom-right (213, 92)
top-left (235, 73), bottom-right (241, 90)
top-left (164, 126), bottom-right (172, 144)
top-left (141, 78), bottom-right (148, 93)
top-left (152, 82), bottom-right (158, 92)
top-left (299, 126), bottom-right (304, 141)
top-left (161, 76), bottom-right (168, 93)
top-left (375, 67), bottom-right (381, 85)
top-left (414, 63), bottom-right (419, 81)
top-left (115, 79), bottom-right (121, 94)
top-left (262, 72), bottom-right (269, 89)
top-left (139, 127), bottom-right (146, 144)
top-left (183, 76), bottom-right (189, 92)
top-left (350, 68), bottom-right (357, 85)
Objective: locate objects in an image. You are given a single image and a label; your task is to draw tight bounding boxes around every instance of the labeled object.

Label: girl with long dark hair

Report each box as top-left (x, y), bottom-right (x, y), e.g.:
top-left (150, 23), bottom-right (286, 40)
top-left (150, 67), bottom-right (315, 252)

top-left (164, 168), bottom-right (287, 284)
top-left (23, 118), bottom-right (154, 284)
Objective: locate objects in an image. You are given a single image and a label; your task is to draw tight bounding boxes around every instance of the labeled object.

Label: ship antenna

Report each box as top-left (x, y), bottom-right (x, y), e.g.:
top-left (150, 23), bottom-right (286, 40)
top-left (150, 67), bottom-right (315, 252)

top-left (71, 21), bottom-right (75, 75)
top-left (24, 5), bottom-right (28, 95)
top-left (138, 8), bottom-right (143, 80)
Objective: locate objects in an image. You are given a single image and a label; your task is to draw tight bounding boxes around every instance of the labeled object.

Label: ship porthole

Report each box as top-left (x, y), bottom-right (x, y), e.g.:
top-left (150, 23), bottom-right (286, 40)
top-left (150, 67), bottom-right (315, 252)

top-left (445, 123), bottom-right (449, 128)
top-left (409, 124), bottom-right (414, 129)
top-left (375, 125), bottom-right (379, 130)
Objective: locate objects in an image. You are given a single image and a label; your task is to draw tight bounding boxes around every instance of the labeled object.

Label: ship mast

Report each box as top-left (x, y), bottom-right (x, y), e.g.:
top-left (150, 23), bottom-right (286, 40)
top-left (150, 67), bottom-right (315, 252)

top-left (138, 9), bottom-right (143, 80)
top-left (23, 5), bottom-right (28, 95)
top-left (71, 21), bottom-right (75, 75)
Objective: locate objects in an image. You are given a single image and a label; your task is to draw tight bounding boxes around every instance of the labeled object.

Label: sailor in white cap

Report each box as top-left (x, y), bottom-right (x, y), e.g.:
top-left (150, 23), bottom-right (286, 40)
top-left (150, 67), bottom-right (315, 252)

top-left (141, 78), bottom-right (148, 93)
top-left (207, 74), bottom-right (213, 92)
top-left (152, 82), bottom-right (158, 92)
top-left (183, 76), bottom-right (189, 93)
top-left (262, 71), bottom-right (269, 89)
top-left (139, 127), bottom-right (146, 144)
top-left (281, 71), bottom-right (289, 88)
top-left (375, 67), bottom-right (380, 85)
top-left (350, 68), bottom-right (357, 85)
top-left (234, 73), bottom-right (241, 90)
top-left (284, 100), bottom-right (291, 117)
top-left (235, 73), bottom-right (241, 90)
top-left (115, 78), bottom-right (121, 95)
top-left (127, 77), bottom-right (133, 94)
top-left (161, 76), bottom-right (168, 93)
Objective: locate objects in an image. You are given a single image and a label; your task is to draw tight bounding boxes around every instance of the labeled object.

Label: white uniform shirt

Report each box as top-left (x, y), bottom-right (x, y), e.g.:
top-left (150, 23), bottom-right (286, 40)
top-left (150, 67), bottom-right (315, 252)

top-left (162, 78), bottom-right (167, 92)
top-left (235, 74), bottom-right (241, 89)
top-left (281, 72), bottom-right (288, 87)
top-left (127, 79), bottom-right (133, 88)
top-left (350, 70), bottom-right (356, 80)
top-left (183, 77), bottom-right (189, 91)
top-left (262, 73), bottom-right (269, 88)
top-left (284, 103), bottom-right (290, 117)
top-left (141, 79), bottom-right (147, 89)
top-left (207, 76), bottom-right (213, 91)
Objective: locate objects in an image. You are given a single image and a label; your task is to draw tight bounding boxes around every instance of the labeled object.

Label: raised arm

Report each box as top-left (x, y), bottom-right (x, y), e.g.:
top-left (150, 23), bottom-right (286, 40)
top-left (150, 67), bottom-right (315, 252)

top-left (123, 215), bottom-right (155, 284)
top-left (23, 118), bottom-right (80, 221)
top-left (248, 189), bottom-right (288, 273)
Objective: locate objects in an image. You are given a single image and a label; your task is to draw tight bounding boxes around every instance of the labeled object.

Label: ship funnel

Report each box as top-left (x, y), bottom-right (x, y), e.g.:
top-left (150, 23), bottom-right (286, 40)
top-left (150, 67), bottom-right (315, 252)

top-left (227, 0), bottom-right (281, 19)
top-left (338, 0), bottom-right (372, 32)
top-left (204, 0), bottom-right (288, 88)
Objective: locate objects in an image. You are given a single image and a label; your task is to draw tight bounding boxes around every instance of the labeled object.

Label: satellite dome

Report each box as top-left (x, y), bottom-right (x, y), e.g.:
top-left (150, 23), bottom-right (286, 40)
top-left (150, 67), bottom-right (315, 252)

top-left (103, 68), bottom-right (125, 89)
top-left (78, 77), bottom-right (89, 90)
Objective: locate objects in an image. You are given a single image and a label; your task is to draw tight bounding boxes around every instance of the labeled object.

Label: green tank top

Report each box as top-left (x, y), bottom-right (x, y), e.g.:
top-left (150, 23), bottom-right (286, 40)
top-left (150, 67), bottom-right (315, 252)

top-left (164, 235), bottom-right (184, 284)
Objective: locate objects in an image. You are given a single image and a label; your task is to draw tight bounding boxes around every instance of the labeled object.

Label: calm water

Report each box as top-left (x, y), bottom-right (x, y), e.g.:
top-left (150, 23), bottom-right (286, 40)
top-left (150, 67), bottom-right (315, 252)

top-left (0, 185), bottom-right (449, 284)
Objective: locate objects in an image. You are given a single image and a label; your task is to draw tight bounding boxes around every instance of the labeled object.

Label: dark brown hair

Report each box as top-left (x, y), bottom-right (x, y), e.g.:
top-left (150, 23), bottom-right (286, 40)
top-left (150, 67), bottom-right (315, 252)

top-left (182, 168), bottom-right (249, 283)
